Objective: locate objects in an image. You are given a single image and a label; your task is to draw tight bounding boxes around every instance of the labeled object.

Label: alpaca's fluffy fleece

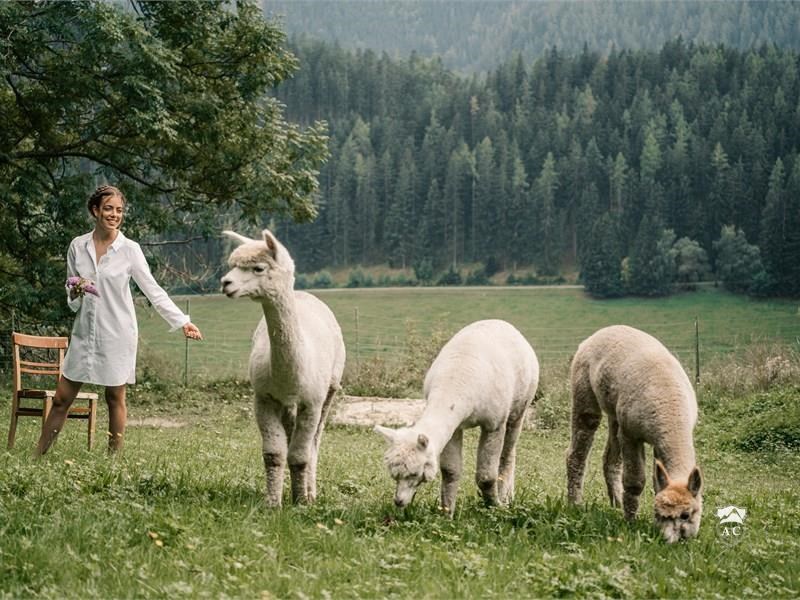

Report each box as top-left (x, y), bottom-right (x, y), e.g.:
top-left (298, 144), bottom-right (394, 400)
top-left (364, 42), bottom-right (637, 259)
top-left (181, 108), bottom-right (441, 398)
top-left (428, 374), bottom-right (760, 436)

top-left (376, 319), bottom-right (539, 514)
top-left (221, 229), bottom-right (345, 507)
top-left (567, 325), bottom-right (703, 543)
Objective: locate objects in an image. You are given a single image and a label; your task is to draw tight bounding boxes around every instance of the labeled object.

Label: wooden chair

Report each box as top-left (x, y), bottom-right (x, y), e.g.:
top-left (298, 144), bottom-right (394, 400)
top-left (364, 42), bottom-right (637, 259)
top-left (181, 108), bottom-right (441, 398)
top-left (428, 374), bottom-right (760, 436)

top-left (7, 332), bottom-right (98, 451)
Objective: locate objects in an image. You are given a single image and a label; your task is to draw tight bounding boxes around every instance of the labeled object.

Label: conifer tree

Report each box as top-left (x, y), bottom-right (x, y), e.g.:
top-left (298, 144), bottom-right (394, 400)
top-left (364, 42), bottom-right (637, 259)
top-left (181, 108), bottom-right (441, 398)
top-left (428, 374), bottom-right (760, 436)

top-left (534, 152), bottom-right (559, 274)
top-left (707, 142), bottom-right (733, 249)
top-left (627, 212), bottom-right (676, 296)
top-left (576, 183), bottom-right (602, 265)
top-left (581, 214), bottom-right (624, 298)
top-left (759, 158), bottom-right (788, 293)
top-left (473, 137), bottom-right (498, 256)
top-left (507, 147), bottom-right (532, 270)
top-left (385, 146), bottom-right (417, 269)
top-left (783, 158), bottom-right (800, 295)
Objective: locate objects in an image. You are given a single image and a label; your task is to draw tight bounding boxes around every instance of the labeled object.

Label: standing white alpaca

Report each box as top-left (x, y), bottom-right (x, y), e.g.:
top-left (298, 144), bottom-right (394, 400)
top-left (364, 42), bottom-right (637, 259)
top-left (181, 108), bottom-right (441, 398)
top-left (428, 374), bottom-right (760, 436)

top-left (567, 325), bottom-right (703, 543)
top-left (375, 319), bottom-right (539, 515)
top-left (221, 229), bottom-right (345, 506)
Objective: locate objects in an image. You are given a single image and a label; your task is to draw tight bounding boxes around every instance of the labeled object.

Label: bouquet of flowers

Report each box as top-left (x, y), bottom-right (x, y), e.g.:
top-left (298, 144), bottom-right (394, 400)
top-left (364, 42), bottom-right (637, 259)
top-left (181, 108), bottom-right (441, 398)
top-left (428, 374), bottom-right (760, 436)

top-left (66, 276), bottom-right (100, 297)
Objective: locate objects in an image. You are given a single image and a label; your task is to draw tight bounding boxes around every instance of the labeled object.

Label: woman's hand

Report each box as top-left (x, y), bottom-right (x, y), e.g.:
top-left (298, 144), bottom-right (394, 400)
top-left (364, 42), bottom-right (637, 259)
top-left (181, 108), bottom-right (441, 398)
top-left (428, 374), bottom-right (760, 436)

top-left (182, 322), bottom-right (203, 340)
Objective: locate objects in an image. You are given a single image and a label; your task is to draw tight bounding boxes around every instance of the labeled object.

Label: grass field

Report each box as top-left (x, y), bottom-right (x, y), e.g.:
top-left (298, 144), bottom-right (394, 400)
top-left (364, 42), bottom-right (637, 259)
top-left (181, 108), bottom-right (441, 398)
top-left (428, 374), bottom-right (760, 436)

top-left (2, 287), bottom-right (799, 597)
top-left (2, 374), bottom-right (799, 598)
top-left (136, 286), bottom-right (800, 387)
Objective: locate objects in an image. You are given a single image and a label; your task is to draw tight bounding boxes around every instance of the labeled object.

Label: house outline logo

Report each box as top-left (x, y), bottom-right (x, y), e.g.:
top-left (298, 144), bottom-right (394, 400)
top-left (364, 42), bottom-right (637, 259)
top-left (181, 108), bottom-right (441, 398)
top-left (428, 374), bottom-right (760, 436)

top-left (715, 505), bottom-right (747, 544)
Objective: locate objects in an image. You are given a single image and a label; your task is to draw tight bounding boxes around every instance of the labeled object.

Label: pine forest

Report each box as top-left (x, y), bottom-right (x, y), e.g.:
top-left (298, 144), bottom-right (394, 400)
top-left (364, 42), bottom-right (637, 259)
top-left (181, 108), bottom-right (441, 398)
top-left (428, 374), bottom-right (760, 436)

top-left (266, 37), bottom-right (800, 297)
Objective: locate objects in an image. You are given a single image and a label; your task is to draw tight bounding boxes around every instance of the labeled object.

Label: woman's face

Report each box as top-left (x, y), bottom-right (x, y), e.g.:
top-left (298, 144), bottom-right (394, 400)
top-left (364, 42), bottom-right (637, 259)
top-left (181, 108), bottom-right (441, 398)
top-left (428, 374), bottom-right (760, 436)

top-left (93, 195), bottom-right (125, 232)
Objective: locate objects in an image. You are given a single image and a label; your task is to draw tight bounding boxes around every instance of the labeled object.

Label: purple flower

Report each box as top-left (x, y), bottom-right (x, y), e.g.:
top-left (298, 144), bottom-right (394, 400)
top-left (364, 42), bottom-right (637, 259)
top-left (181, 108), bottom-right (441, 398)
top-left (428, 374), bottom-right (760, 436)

top-left (66, 276), bottom-right (100, 297)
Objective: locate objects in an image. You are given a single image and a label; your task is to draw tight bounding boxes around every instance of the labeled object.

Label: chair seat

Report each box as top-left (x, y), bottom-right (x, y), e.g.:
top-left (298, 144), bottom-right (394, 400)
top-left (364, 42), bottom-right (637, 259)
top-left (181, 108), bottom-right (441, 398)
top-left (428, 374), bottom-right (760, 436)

top-left (18, 389), bottom-right (99, 401)
top-left (14, 407), bottom-right (91, 416)
top-left (15, 389), bottom-right (98, 419)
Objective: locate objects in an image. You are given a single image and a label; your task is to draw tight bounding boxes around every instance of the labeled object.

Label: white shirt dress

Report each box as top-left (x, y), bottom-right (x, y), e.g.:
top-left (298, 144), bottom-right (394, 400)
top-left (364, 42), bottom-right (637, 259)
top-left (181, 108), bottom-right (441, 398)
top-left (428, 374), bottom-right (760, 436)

top-left (62, 231), bottom-right (190, 386)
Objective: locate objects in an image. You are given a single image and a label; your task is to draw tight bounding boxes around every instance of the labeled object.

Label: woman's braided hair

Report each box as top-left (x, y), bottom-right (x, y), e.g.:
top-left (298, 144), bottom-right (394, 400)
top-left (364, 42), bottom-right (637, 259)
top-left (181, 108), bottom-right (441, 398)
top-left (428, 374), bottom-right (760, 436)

top-left (87, 185), bottom-right (126, 217)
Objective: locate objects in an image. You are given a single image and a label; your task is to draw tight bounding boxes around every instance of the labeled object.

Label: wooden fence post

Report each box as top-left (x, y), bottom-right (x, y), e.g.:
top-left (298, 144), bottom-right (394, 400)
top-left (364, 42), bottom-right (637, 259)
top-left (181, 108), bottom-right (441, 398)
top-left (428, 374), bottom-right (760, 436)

top-left (694, 316), bottom-right (700, 385)
top-left (354, 306), bottom-right (360, 371)
top-left (184, 299), bottom-right (190, 387)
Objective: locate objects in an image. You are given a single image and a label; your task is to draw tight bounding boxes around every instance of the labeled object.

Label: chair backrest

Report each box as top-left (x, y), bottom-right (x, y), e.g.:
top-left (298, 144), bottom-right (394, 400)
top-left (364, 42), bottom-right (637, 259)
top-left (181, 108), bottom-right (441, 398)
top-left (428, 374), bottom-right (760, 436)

top-left (11, 332), bottom-right (68, 392)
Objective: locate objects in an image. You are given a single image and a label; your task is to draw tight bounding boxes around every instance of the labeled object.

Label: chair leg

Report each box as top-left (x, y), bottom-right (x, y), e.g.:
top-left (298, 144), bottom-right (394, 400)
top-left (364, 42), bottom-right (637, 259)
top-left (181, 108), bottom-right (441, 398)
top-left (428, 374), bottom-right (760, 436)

top-left (7, 393), bottom-right (20, 450)
top-left (88, 398), bottom-right (97, 451)
top-left (7, 410), bottom-right (18, 450)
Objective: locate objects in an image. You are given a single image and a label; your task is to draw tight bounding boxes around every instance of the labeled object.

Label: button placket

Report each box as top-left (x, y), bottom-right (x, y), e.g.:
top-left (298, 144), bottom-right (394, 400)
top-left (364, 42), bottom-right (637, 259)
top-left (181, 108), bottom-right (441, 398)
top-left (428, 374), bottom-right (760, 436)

top-left (87, 244), bottom-right (99, 375)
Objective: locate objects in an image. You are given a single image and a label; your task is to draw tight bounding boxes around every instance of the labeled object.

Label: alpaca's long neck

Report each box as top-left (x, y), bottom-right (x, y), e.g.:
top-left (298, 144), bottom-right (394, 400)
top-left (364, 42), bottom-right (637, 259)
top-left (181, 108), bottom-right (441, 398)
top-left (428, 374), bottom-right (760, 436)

top-left (655, 434), bottom-right (696, 481)
top-left (260, 289), bottom-right (304, 377)
top-left (412, 392), bottom-right (472, 454)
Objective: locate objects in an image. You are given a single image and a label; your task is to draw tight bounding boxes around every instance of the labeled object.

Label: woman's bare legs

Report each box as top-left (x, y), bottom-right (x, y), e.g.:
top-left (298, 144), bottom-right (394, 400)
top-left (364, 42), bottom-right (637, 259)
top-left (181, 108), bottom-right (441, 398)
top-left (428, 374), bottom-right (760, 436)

top-left (34, 376), bottom-right (83, 456)
top-left (105, 385), bottom-right (127, 454)
top-left (35, 380), bottom-right (128, 456)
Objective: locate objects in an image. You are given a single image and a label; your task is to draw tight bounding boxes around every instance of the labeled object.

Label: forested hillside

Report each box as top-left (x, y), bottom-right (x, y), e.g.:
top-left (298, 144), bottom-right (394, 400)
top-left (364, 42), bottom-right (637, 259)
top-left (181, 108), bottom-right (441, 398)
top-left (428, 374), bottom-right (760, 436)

top-left (265, 0), bottom-right (800, 73)
top-left (265, 39), bottom-right (800, 296)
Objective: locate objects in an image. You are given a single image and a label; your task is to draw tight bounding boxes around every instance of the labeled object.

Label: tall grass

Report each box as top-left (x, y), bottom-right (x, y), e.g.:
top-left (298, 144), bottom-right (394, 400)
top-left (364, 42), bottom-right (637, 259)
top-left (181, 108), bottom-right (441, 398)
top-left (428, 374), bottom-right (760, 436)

top-left (343, 320), bottom-right (454, 398)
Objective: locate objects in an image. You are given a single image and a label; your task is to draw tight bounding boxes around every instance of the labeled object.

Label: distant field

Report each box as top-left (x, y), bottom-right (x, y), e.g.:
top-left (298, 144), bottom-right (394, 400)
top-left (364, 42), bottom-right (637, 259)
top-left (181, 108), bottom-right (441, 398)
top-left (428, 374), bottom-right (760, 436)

top-left (136, 286), bottom-right (800, 382)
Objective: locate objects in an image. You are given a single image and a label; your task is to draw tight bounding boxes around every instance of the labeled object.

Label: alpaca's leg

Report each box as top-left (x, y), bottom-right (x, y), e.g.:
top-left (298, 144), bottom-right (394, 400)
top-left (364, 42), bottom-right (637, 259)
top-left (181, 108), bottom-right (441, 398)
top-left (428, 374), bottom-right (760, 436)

top-left (255, 395), bottom-right (288, 507)
top-left (475, 424), bottom-right (506, 507)
top-left (439, 429), bottom-right (463, 517)
top-left (287, 401), bottom-right (324, 505)
top-left (566, 376), bottom-right (601, 504)
top-left (497, 410), bottom-right (526, 505)
top-left (307, 387), bottom-right (337, 502)
top-left (652, 449), bottom-right (664, 492)
top-left (603, 417), bottom-right (623, 507)
top-left (621, 434), bottom-right (646, 521)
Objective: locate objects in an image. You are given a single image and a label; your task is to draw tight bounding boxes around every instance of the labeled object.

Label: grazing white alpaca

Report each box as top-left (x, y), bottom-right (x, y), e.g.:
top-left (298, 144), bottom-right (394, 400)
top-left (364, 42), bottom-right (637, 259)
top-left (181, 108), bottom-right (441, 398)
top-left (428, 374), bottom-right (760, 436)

top-left (567, 325), bottom-right (703, 543)
top-left (375, 319), bottom-right (539, 515)
top-left (221, 229), bottom-right (345, 506)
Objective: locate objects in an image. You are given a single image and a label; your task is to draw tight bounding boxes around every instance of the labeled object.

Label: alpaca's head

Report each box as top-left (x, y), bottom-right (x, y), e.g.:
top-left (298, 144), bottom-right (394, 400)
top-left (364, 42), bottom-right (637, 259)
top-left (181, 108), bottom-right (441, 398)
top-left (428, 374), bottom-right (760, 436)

top-left (221, 229), bottom-right (295, 301)
top-left (374, 425), bottom-right (438, 508)
top-left (653, 460), bottom-right (703, 543)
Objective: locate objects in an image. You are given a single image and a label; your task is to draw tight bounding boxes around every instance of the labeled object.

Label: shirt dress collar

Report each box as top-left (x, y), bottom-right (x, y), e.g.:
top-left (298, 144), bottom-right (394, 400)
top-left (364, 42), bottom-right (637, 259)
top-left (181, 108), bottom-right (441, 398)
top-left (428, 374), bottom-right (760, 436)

top-left (109, 230), bottom-right (126, 253)
top-left (84, 230), bottom-right (126, 265)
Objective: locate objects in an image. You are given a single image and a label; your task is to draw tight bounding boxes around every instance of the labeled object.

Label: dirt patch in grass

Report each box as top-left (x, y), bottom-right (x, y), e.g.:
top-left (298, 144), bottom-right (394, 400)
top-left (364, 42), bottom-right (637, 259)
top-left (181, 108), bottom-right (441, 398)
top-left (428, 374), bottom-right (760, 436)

top-left (127, 416), bottom-right (188, 429)
top-left (332, 396), bottom-right (424, 427)
top-left (333, 395), bottom-right (538, 428)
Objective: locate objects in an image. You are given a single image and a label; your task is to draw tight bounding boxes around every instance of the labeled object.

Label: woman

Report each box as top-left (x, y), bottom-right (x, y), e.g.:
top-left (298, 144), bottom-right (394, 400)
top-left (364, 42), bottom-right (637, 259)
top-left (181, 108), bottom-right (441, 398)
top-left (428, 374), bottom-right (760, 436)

top-left (35, 185), bottom-right (203, 455)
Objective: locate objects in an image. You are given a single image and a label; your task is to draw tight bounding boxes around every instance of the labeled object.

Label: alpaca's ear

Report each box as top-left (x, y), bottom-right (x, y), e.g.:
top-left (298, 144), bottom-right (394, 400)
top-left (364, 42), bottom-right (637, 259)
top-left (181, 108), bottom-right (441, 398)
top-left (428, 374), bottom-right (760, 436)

top-left (687, 466), bottom-right (702, 497)
top-left (222, 231), bottom-right (253, 246)
top-left (374, 425), bottom-right (397, 443)
top-left (262, 229), bottom-right (281, 260)
top-left (417, 434), bottom-right (429, 450)
top-left (262, 229), bottom-right (295, 271)
top-left (654, 460), bottom-right (670, 493)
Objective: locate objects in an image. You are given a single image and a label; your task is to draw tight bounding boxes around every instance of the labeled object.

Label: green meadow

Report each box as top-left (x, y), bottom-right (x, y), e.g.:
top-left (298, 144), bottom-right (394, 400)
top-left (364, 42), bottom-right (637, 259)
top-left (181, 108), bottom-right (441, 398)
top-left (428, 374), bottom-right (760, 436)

top-left (136, 286), bottom-right (800, 386)
top-left (2, 286), bottom-right (799, 598)
top-left (2, 376), bottom-right (799, 598)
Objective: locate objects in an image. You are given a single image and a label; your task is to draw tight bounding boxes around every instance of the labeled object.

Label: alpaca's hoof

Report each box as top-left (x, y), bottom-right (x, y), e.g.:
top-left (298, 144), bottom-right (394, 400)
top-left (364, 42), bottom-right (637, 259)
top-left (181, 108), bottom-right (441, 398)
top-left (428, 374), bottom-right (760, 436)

top-left (478, 479), bottom-right (499, 507)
